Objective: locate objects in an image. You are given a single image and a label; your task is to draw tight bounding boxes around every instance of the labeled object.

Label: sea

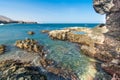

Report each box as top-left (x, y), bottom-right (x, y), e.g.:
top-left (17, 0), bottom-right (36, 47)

top-left (0, 23), bottom-right (108, 80)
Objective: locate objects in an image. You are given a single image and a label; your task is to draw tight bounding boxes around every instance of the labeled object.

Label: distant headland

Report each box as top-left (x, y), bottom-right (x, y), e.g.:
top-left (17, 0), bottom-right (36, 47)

top-left (0, 15), bottom-right (37, 24)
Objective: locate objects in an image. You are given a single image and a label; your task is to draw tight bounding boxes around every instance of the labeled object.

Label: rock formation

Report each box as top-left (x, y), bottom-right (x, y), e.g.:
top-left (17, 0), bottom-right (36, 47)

top-left (48, 26), bottom-right (114, 62)
top-left (94, 0), bottom-right (120, 78)
top-left (48, 0), bottom-right (120, 77)
top-left (14, 38), bottom-right (79, 80)
top-left (93, 0), bottom-right (120, 39)
top-left (0, 60), bottom-right (47, 80)
top-left (15, 38), bottom-right (44, 56)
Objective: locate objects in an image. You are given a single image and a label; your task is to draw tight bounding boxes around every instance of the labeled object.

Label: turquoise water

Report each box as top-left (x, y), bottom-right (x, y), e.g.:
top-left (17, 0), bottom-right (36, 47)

top-left (0, 23), bottom-right (101, 79)
top-left (72, 31), bottom-right (86, 35)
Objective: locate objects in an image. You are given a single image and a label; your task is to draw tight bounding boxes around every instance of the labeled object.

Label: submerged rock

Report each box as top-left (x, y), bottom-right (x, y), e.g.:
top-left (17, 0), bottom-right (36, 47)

top-left (28, 31), bottom-right (35, 35)
top-left (0, 45), bottom-right (6, 55)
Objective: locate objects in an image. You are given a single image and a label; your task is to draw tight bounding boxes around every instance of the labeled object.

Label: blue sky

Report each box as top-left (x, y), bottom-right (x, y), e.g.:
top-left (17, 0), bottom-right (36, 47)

top-left (0, 0), bottom-right (105, 23)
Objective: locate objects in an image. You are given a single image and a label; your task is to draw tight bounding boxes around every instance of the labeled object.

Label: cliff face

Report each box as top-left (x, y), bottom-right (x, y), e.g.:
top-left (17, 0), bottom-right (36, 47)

top-left (0, 15), bottom-right (37, 24)
top-left (93, 0), bottom-right (120, 39)
top-left (93, 0), bottom-right (120, 78)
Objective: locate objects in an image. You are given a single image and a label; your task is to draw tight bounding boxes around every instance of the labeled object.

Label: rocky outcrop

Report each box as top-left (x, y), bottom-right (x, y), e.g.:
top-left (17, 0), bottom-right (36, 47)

top-left (0, 45), bottom-right (6, 55)
top-left (48, 26), bottom-right (114, 62)
top-left (0, 60), bottom-right (47, 80)
top-left (15, 38), bottom-right (45, 56)
top-left (0, 58), bottom-right (78, 80)
top-left (93, 0), bottom-right (120, 78)
top-left (48, 23), bottom-right (120, 78)
top-left (0, 15), bottom-right (37, 24)
top-left (93, 0), bottom-right (120, 39)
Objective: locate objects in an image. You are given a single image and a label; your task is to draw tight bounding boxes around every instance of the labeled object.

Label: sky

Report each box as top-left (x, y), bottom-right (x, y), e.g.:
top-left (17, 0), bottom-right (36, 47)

top-left (0, 0), bottom-right (105, 23)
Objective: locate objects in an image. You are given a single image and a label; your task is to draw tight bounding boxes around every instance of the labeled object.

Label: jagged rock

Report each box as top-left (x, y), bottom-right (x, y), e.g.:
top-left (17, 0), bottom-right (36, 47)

top-left (93, 0), bottom-right (114, 14)
top-left (93, 0), bottom-right (120, 39)
top-left (0, 45), bottom-right (6, 55)
top-left (49, 30), bottom-right (70, 40)
top-left (0, 58), bottom-right (79, 80)
top-left (15, 38), bottom-right (44, 56)
top-left (93, 0), bottom-right (120, 77)
top-left (28, 31), bottom-right (35, 35)
top-left (0, 60), bottom-right (47, 80)
top-left (48, 26), bottom-right (113, 62)
top-left (49, 26), bottom-right (107, 46)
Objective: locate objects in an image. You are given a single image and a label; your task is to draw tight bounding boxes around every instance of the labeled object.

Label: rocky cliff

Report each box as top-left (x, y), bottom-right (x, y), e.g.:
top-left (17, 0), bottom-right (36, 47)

top-left (93, 0), bottom-right (120, 78)
top-left (93, 0), bottom-right (120, 39)
top-left (0, 15), bottom-right (37, 24)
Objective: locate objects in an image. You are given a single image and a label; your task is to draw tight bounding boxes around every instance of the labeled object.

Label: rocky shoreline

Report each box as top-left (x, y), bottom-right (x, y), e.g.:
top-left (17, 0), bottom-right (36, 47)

top-left (0, 0), bottom-right (119, 79)
top-left (0, 38), bottom-right (79, 80)
top-left (48, 23), bottom-right (120, 79)
top-left (46, 0), bottom-right (120, 79)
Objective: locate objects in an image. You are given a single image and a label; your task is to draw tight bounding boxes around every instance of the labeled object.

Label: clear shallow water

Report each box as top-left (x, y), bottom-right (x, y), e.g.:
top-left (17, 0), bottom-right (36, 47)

top-left (0, 23), bottom-right (103, 79)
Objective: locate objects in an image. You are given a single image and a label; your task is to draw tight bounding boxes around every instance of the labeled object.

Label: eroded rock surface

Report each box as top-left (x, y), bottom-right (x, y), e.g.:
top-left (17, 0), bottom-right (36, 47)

top-left (14, 38), bottom-right (79, 80)
top-left (93, 0), bottom-right (120, 39)
top-left (15, 38), bottom-right (45, 56)
top-left (0, 60), bottom-right (47, 80)
top-left (48, 23), bottom-right (120, 78)
top-left (94, 0), bottom-right (120, 77)
top-left (48, 26), bottom-right (114, 62)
